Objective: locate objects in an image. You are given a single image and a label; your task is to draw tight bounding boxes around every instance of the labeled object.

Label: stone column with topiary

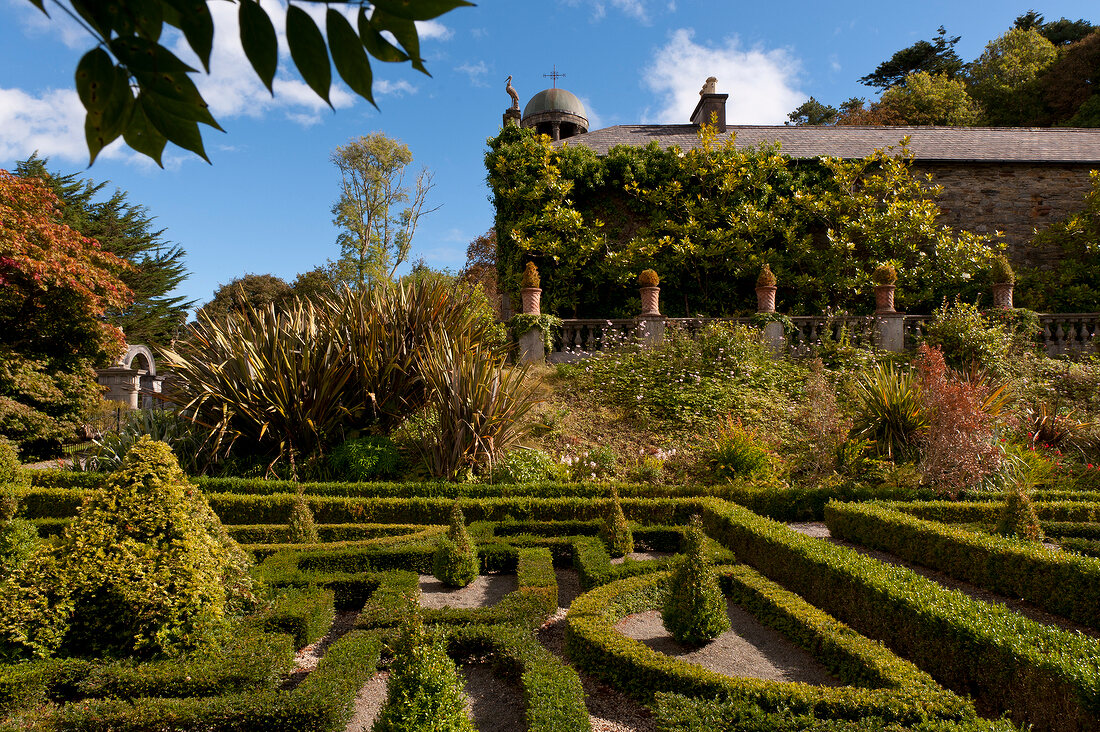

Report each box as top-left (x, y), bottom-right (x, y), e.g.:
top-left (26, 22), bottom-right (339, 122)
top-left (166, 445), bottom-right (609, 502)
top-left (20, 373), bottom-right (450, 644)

top-left (990, 255), bottom-right (1015, 310)
top-left (754, 265), bottom-right (785, 351)
top-left (514, 262), bottom-right (548, 363)
top-left (636, 268), bottom-right (666, 348)
top-left (873, 264), bottom-right (905, 352)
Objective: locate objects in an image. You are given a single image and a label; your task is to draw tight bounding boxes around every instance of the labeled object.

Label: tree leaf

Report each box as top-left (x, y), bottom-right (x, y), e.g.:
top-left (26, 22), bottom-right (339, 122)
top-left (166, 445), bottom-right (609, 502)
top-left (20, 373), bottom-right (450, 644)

top-left (122, 98), bottom-right (167, 167)
top-left (109, 36), bottom-right (195, 74)
top-left (130, 1), bottom-right (163, 42)
top-left (371, 0), bottom-right (474, 21)
top-left (358, 7), bottom-right (407, 63)
top-left (75, 48), bottom-right (118, 112)
top-left (239, 0), bottom-right (277, 93)
top-left (85, 65), bottom-right (134, 164)
top-left (139, 93), bottom-right (210, 163)
top-left (326, 8), bottom-right (374, 106)
top-left (162, 0), bottom-right (214, 72)
top-left (286, 4), bottom-right (331, 105)
top-left (148, 90), bottom-right (223, 131)
top-left (370, 9), bottom-right (427, 75)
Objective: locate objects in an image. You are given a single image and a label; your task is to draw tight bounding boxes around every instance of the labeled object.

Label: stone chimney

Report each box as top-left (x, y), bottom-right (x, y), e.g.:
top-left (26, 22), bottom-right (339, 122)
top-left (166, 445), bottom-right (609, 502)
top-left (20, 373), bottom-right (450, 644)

top-left (690, 76), bottom-right (728, 132)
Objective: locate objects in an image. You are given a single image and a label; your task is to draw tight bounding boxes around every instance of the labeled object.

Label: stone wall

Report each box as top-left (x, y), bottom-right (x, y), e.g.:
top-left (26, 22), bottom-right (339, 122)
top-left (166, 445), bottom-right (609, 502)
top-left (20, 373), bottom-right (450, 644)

top-left (919, 162), bottom-right (1095, 268)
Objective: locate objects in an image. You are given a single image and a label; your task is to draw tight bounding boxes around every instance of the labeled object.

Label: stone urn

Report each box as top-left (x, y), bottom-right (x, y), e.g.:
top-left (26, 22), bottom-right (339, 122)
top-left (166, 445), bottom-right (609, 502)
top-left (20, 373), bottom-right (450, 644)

top-left (875, 284), bottom-right (896, 314)
top-left (520, 287), bottom-right (542, 315)
top-left (640, 286), bottom-right (660, 316)
top-left (755, 285), bottom-right (777, 313)
top-left (992, 282), bottom-right (1014, 309)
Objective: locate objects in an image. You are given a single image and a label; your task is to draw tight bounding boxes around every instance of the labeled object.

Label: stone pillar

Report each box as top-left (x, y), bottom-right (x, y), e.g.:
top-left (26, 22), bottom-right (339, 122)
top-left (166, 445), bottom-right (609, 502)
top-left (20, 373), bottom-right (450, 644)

top-left (518, 328), bottom-right (545, 364)
top-left (636, 316), bottom-right (666, 348)
top-left (550, 121), bottom-right (561, 141)
top-left (97, 366), bottom-right (140, 409)
top-left (503, 108), bottom-right (520, 128)
top-left (876, 313), bottom-right (906, 352)
top-left (763, 321), bottom-right (785, 352)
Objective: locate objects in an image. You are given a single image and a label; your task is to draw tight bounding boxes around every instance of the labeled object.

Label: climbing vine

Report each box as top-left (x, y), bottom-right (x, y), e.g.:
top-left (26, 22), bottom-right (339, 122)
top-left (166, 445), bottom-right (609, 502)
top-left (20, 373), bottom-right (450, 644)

top-left (486, 125), bottom-right (1001, 317)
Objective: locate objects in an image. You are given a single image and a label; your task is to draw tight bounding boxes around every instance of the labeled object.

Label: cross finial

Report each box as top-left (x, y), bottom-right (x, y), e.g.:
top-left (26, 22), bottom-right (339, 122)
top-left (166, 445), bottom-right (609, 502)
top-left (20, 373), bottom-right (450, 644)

top-left (543, 65), bottom-right (565, 88)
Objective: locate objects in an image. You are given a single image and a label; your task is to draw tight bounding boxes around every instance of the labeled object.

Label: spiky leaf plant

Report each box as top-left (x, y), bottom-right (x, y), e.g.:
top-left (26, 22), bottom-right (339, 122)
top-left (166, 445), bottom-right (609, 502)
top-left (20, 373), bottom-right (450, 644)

top-left (415, 332), bottom-right (538, 480)
top-left (432, 504), bottom-right (478, 587)
top-left (661, 517), bottom-right (730, 646)
top-left (287, 490), bottom-right (319, 544)
top-left (852, 361), bottom-right (928, 460)
top-left (598, 486), bottom-right (633, 557)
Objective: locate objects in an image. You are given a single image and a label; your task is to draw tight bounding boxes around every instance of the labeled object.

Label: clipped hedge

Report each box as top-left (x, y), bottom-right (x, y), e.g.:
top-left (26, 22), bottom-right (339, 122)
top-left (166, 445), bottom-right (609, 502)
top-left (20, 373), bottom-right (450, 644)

top-left (825, 501), bottom-right (1100, 629)
top-left (447, 624), bottom-right (588, 732)
top-left (25, 630), bottom-right (382, 731)
top-left (653, 692), bottom-right (1016, 732)
top-left (0, 630), bottom-right (296, 714)
top-left (889, 499), bottom-right (1100, 524)
top-left (571, 536), bottom-right (675, 590)
top-left (700, 499), bottom-right (1100, 732)
top-left (229, 522), bottom-right (428, 544)
top-left (249, 586), bottom-right (335, 649)
top-left (564, 570), bottom-right (973, 724)
top-left (356, 548), bottom-right (559, 630)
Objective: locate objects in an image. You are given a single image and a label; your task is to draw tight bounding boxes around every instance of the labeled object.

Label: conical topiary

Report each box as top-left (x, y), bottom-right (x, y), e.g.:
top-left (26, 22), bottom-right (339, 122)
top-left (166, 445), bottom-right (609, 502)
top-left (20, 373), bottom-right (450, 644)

top-left (598, 486), bottom-right (633, 557)
top-left (287, 490), bottom-right (319, 544)
top-left (661, 516), bottom-right (730, 646)
top-left (373, 609), bottom-right (474, 732)
top-left (995, 481), bottom-right (1043, 542)
top-left (432, 503), bottom-right (478, 587)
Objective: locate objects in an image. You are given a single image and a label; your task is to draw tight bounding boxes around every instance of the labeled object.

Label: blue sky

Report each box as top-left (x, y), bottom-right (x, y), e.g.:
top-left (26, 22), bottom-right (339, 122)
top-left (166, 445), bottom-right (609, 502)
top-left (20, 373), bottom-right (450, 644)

top-left (1, 0), bottom-right (1096, 311)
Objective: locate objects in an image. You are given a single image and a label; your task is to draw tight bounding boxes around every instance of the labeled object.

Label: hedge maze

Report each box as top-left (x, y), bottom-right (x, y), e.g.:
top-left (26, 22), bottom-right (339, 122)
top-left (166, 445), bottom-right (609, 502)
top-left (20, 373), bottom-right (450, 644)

top-left (4, 472), bottom-right (1100, 731)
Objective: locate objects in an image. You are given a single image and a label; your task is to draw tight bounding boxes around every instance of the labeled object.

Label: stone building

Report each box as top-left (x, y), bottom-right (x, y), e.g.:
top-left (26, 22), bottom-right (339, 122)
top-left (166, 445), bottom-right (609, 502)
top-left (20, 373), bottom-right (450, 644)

top-left (556, 84), bottom-right (1100, 267)
top-left (520, 87), bottom-right (588, 141)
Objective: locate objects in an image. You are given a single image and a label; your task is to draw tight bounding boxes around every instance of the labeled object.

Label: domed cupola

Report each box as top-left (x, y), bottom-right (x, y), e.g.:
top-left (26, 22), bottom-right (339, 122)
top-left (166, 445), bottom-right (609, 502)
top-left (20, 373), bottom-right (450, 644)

top-left (520, 71), bottom-right (588, 140)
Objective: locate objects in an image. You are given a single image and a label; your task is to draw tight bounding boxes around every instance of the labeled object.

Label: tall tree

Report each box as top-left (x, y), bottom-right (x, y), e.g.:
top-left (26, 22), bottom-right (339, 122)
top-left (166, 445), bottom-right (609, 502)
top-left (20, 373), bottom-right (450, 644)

top-left (330, 133), bottom-right (438, 286)
top-left (15, 155), bottom-right (193, 347)
top-left (0, 170), bottom-right (133, 457)
top-left (839, 72), bottom-right (981, 126)
top-left (195, 273), bottom-right (292, 322)
top-left (860, 26), bottom-right (963, 90)
top-left (23, 0), bottom-right (472, 166)
top-left (786, 97), bottom-right (839, 126)
top-left (1038, 30), bottom-right (1100, 126)
top-left (967, 27), bottom-right (1058, 125)
top-left (1015, 11), bottom-right (1096, 46)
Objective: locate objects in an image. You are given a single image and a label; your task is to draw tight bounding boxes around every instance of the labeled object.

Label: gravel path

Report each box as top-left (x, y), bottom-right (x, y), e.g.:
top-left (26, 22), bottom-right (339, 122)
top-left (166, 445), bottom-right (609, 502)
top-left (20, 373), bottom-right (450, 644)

top-left (787, 521), bottom-right (1100, 638)
top-left (461, 661), bottom-right (527, 731)
top-left (343, 672), bottom-right (389, 732)
top-left (282, 610), bottom-right (358, 691)
top-left (419, 573), bottom-right (518, 609)
top-left (615, 602), bottom-right (840, 686)
top-left (610, 551), bottom-right (674, 565)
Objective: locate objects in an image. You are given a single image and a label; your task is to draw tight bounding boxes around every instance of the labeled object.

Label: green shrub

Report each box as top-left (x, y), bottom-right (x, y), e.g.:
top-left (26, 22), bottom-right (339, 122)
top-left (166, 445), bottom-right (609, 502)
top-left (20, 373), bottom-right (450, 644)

top-left (373, 613), bottom-right (474, 732)
top-left (0, 518), bottom-right (39, 580)
top-left (708, 417), bottom-right (773, 480)
top-left (994, 482), bottom-right (1042, 542)
top-left (328, 435), bottom-right (401, 481)
top-left (286, 492), bottom-right (319, 544)
top-left (432, 504), bottom-right (478, 587)
top-left (661, 517), bottom-right (730, 645)
top-left (598, 487), bottom-right (633, 557)
top-left (922, 299), bottom-right (1019, 376)
top-left (0, 437), bottom-right (257, 660)
top-left (0, 439), bottom-right (23, 484)
top-left (489, 448), bottom-right (563, 483)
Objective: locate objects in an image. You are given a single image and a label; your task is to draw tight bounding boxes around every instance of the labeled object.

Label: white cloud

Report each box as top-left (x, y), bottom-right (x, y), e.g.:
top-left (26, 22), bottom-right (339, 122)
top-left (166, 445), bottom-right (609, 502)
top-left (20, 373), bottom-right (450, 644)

top-left (456, 61), bottom-right (489, 86)
top-left (563, 0), bottom-right (655, 23)
top-left (415, 19), bottom-right (453, 40)
top-left (643, 29), bottom-right (804, 125)
top-left (375, 79), bottom-right (417, 96)
top-left (577, 97), bottom-right (604, 130)
top-left (610, 0), bottom-right (648, 22)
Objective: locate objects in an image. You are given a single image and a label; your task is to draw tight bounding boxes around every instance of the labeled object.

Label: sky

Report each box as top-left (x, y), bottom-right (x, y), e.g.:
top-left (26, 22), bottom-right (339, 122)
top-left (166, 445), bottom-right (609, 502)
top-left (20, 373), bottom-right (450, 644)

top-left (1, 0), bottom-right (1097, 312)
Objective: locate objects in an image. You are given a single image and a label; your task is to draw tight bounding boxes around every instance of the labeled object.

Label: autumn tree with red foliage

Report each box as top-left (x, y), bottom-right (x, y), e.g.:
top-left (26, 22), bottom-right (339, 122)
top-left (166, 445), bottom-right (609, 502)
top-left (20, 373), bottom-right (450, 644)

top-left (914, 344), bottom-right (1004, 495)
top-left (0, 170), bottom-right (132, 458)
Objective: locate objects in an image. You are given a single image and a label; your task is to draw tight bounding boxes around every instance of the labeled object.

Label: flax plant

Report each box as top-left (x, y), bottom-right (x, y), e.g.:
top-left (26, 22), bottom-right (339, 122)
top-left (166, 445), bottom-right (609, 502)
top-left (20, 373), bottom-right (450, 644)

top-left (163, 297), bottom-right (358, 473)
top-left (415, 332), bottom-right (537, 480)
top-left (852, 361), bottom-right (928, 460)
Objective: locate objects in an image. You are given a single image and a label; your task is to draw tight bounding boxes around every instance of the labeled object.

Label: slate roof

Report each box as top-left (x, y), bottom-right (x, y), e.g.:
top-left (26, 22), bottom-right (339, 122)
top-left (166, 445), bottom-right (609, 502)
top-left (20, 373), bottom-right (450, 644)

top-left (560, 125), bottom-right (1100, 163)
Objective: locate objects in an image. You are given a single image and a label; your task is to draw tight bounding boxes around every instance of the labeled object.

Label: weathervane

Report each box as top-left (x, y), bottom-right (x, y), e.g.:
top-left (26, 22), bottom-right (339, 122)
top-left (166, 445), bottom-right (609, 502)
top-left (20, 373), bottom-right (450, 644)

top-left (543, 65), bottom-right (565, 88)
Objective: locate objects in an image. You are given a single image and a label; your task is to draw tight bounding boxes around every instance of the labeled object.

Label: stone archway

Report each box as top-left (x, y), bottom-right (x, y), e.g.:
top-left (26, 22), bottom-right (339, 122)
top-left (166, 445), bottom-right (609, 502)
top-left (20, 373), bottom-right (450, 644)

top-left (118, 345), bottom-right (156, 376)
top-left (98, 345), bottom-right (164, 409)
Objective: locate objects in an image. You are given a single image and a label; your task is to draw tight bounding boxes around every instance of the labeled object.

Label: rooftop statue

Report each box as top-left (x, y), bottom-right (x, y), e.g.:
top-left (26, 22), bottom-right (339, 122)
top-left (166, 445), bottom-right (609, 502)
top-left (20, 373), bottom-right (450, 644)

top-left (506, 75), bottom-right (520, 110)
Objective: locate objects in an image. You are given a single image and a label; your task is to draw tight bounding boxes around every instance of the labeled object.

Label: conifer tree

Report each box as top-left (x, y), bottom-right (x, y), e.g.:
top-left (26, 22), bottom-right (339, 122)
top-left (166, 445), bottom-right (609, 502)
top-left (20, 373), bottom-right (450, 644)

top-left (598, 486), bottom-right (633, 557)
top-left (661, 516), bottom-right (730, 645)
top-left (432, 503), bottom-right (478, 587)
top-left (287, 489), bottom-right (319, 544)
top-left (15, 155), bottom-right (192, 347)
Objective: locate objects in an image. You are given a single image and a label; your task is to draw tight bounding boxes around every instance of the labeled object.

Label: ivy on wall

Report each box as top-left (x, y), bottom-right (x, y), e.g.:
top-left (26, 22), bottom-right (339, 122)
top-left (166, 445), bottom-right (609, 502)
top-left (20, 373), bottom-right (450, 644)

top-left (486, 125), bottom-right (1001, 318)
